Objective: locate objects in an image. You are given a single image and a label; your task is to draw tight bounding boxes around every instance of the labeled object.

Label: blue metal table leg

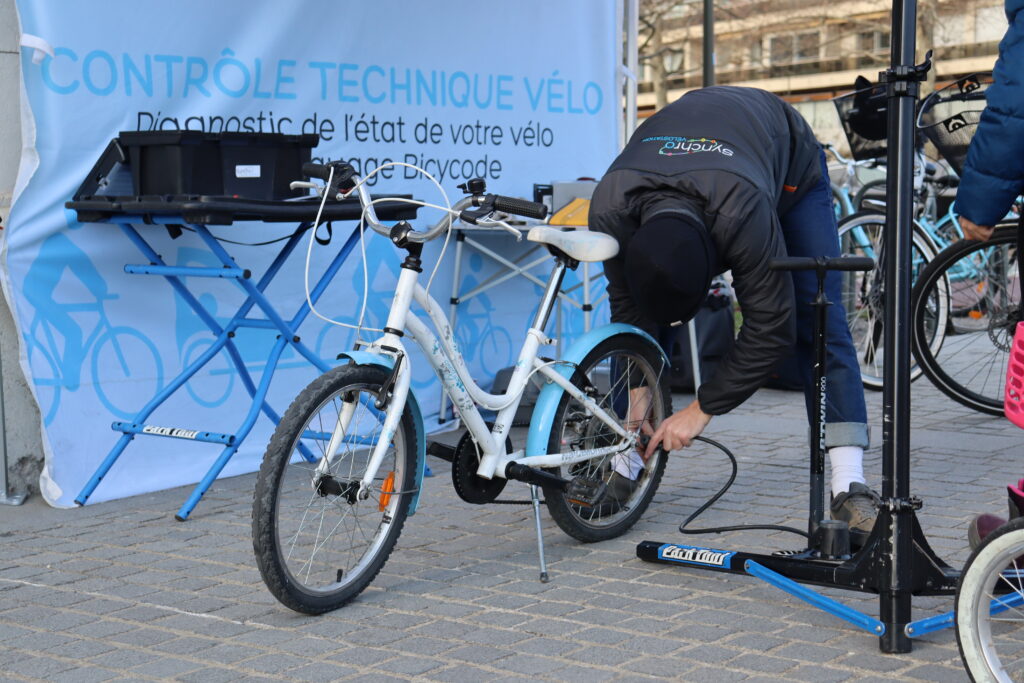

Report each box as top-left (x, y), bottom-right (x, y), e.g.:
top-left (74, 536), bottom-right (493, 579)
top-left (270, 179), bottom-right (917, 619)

top-left (81, 220), bottom-right (365, 514)
top-left (76, 332), bottom-right (236, 504)
top-left (75, 433), bottom-right (134, 505)
top-left (175, 335), bottom-right (289, 520)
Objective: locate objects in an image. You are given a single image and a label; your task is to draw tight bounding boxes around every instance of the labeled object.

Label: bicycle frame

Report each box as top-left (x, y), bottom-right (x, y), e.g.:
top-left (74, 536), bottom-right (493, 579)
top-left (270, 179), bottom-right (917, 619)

top-left (329, 247), bottom-right (636, 499)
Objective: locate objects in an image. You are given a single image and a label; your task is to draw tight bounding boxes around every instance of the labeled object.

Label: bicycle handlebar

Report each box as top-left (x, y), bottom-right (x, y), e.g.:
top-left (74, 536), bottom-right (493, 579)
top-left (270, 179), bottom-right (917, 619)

top-left (302, 161), bottom-right (548, 243)
top-left (770, 256), bottom-right (875, 273)
top-left (301, 162), bottom-right (333, 181)
top-left (492, 195), bottom-right (549, 220)
top-left (924, 91), bottom-right (987, 107)
top-left (822, 142), bottom-right (882, 169)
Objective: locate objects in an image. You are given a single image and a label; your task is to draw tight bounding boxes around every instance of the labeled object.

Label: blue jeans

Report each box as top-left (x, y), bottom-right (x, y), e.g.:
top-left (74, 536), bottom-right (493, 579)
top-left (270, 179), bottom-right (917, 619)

top-left (778, 150), bottom-right (869, 449)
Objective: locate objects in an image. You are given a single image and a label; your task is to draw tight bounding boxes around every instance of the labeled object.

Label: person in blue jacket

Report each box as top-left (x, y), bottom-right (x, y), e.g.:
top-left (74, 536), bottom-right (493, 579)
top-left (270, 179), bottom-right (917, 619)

top-left (958, 0), bottom-right (1024, 549)
top-left (955, 0), bottom-right (1024, 240)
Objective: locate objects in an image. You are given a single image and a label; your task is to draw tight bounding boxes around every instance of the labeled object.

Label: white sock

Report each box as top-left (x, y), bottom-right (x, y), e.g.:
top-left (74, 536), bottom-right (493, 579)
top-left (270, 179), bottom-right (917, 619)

top-left (829, 446), bottom-right (865, 496)
top-left (613, 450), bottom-right (645, 479)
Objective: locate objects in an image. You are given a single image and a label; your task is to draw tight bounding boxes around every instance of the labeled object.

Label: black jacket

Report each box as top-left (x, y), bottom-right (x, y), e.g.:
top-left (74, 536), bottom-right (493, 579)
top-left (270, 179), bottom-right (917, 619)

top-left (589, 86), bottom-right (822, 415)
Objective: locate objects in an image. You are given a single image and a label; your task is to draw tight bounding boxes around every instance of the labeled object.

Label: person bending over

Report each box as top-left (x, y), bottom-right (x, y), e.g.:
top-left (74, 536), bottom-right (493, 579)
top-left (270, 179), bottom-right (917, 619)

top-left (589, 86), bottom-right (878, 542)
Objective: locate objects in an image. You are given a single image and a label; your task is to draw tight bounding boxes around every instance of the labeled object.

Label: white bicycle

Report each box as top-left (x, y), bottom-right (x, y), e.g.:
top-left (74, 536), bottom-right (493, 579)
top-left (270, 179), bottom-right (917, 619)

top-left (955, 228), bottom-right (1024, 680)
top-left (957, 516), bottom-right (1024, 682)
top-left (252, 163), bottom-right (671, 614)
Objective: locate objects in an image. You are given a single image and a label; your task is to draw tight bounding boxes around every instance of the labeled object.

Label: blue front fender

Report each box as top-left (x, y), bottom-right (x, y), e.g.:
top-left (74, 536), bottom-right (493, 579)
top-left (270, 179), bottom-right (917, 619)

top-left (338, 351), bottom-right (427, 515)
top-left (524, 324), bottom-right (666, 458)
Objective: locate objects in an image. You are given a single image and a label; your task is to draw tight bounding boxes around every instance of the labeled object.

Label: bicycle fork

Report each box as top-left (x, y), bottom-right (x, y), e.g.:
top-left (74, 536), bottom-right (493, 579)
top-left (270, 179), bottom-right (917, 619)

top-left (314, 397), bottom-right (358, 479)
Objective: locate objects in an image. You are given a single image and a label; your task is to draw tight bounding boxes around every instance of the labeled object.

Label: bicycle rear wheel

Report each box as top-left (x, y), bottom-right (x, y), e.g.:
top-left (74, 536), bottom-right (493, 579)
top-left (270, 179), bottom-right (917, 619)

top-left (912, 227), bottom-right (1019, 416)
top-left (956, 515), bottom-right (1024, 682)
top-left (544, 333), bottom-right (671, 542)
top-left (837, 211), bottom-right (942, 390)
top-left (252, 364), bottom-right (417, 614)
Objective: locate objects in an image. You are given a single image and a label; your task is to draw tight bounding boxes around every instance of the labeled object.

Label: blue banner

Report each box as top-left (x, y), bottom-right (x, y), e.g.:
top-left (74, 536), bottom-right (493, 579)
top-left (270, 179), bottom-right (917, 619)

top-left (9, 0), bottom-right (616, 506)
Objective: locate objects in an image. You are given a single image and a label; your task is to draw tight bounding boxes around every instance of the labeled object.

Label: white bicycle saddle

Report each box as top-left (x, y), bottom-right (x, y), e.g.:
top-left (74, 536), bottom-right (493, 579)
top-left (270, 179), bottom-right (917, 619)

top-left (526, 226), bottom-right (619, 263)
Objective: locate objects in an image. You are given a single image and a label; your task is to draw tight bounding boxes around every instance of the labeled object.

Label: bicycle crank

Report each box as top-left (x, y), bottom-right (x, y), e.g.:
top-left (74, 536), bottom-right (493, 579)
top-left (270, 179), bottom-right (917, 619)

top-left (451, 427), bottom-right (511, 504)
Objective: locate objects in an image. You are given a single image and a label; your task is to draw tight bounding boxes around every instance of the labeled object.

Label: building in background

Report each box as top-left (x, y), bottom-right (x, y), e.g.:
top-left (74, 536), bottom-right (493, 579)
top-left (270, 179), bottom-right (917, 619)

top-left (638, 0), bottom-right (1006, 146)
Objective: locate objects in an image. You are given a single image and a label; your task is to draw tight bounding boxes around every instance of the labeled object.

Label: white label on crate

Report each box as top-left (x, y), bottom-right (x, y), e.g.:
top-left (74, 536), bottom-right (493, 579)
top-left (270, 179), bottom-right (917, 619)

top-left (235, 164), bottom-right (261, 178)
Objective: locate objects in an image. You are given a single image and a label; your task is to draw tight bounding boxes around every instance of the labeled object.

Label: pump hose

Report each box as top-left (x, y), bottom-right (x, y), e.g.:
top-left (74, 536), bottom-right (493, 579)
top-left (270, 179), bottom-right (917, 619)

top-left (679, 436), bottom-right (809, 539)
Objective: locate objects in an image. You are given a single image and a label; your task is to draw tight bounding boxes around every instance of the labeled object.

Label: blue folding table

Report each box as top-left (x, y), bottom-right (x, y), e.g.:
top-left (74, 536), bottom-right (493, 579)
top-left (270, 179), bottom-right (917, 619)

top-left (65, 195), bottom-right (416, 520)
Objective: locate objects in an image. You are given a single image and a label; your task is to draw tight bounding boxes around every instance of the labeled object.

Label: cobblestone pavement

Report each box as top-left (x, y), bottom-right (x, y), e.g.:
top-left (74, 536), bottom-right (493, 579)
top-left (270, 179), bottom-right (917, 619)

top-left (2, 376), bottom-right (1019, 682)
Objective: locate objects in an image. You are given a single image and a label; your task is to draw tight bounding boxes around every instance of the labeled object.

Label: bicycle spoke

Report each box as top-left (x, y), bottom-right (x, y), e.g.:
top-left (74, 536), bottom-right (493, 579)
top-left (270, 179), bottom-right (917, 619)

top-left (303, 504), bottom-right (352, 583)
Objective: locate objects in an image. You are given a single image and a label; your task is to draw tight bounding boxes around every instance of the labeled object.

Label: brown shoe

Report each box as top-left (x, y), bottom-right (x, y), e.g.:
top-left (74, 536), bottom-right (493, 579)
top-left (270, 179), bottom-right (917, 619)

top-left (830, 482), bottom-right (880, 546)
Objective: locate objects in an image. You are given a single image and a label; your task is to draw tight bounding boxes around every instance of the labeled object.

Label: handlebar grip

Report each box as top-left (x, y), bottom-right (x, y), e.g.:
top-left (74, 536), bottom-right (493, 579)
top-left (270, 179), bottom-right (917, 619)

top-left (493, 195), bottom-right (549, 220)
top-left (770, 256), bottom-right (875, 272)
top-left (302, 162), bottom-right (332, 181)
top-left (935, 175), bottom-right (960, 189)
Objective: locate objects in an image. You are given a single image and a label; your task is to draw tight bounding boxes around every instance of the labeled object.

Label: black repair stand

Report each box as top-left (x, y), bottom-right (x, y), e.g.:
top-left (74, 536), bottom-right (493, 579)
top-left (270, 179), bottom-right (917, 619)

top-left (637, 0), bottom-right (958, 653)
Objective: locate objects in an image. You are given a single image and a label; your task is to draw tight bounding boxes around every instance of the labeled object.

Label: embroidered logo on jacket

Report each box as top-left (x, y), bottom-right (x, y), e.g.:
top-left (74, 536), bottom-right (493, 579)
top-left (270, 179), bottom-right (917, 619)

top-left (643, 136), bottom-right (735, 157)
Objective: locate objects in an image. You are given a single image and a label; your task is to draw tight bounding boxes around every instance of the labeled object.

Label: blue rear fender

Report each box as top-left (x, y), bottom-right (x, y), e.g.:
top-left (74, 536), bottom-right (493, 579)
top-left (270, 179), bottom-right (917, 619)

top-left (337, 351), bottom-right (427, 515)
top-left (524, 324), bottom-right (666, 458)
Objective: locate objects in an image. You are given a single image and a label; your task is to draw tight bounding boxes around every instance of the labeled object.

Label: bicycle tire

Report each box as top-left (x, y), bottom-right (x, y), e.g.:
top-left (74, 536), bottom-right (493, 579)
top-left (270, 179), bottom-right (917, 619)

top-left (837, 211), bottom-right (942, 390)
top-left (956, 515), bottom-right (1024, 682)
top-left (912, 227), bottom-right (1019, 416)
top-left (252, 364), bottom-right (417, 614)
top-left (544, 333), bottom-right (671, 543)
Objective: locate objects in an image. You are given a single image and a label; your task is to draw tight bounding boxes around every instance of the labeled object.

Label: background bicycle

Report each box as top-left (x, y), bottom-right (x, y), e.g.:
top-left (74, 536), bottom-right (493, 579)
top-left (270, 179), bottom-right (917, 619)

top-left (835, 72), bottom-right (1023, 406)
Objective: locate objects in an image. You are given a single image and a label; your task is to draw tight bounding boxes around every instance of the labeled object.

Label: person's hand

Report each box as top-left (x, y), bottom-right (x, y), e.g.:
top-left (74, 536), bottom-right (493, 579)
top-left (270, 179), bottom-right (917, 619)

top-left (960, 215), bottom-right (995, 242)
top-left (644, 399), bottom-right (712, 460)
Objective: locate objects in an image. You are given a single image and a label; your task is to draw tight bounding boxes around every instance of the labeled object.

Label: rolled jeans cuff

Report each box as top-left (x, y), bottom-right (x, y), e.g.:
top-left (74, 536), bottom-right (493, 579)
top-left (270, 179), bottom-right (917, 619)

top-left (825, 422), bottom-right (870, 449)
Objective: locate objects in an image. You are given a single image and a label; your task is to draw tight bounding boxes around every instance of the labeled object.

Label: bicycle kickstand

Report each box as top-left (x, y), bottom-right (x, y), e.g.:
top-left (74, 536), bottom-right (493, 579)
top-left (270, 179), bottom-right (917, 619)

top-left (530, 484), bottom-right (550, 582)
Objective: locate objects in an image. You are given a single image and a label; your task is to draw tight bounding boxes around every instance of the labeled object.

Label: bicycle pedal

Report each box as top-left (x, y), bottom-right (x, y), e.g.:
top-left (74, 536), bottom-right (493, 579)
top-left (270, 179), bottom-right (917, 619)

top-left (565, 477), bottom-right (606, 508)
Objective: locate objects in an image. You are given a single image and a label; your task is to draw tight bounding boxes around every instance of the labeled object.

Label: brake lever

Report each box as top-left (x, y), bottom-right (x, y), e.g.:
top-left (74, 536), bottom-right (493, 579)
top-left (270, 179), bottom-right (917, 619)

top-left (459, 194), bottom-right (496, 225)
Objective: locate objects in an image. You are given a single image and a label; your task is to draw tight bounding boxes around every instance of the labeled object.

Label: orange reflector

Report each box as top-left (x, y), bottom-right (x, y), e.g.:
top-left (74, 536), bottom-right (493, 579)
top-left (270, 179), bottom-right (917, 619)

top-left (970, 310), bottom-right (984, 320)
top-left (379, 471), bottom-right (396, 511)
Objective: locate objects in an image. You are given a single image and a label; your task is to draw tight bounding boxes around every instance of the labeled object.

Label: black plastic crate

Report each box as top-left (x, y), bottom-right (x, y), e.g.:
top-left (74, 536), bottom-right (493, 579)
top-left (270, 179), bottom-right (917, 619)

top-left (116, 131), bottom-right (319, 199)
top-left (833, 77), bottom-right (889, 161)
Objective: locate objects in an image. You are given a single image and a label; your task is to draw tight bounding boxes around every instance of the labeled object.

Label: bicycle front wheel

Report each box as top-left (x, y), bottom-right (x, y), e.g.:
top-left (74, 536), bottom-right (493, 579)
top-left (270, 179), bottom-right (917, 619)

top-left (837, 211), bottom-right (942, 390)
top-left (252, 364), bottom-right (417, 614)
top-left (544, 333), bottom-right (671, 543)
top-left (912, 227), bottom-right (1019, 416)
top-left (956, 516), bottom-right (1024, 682)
